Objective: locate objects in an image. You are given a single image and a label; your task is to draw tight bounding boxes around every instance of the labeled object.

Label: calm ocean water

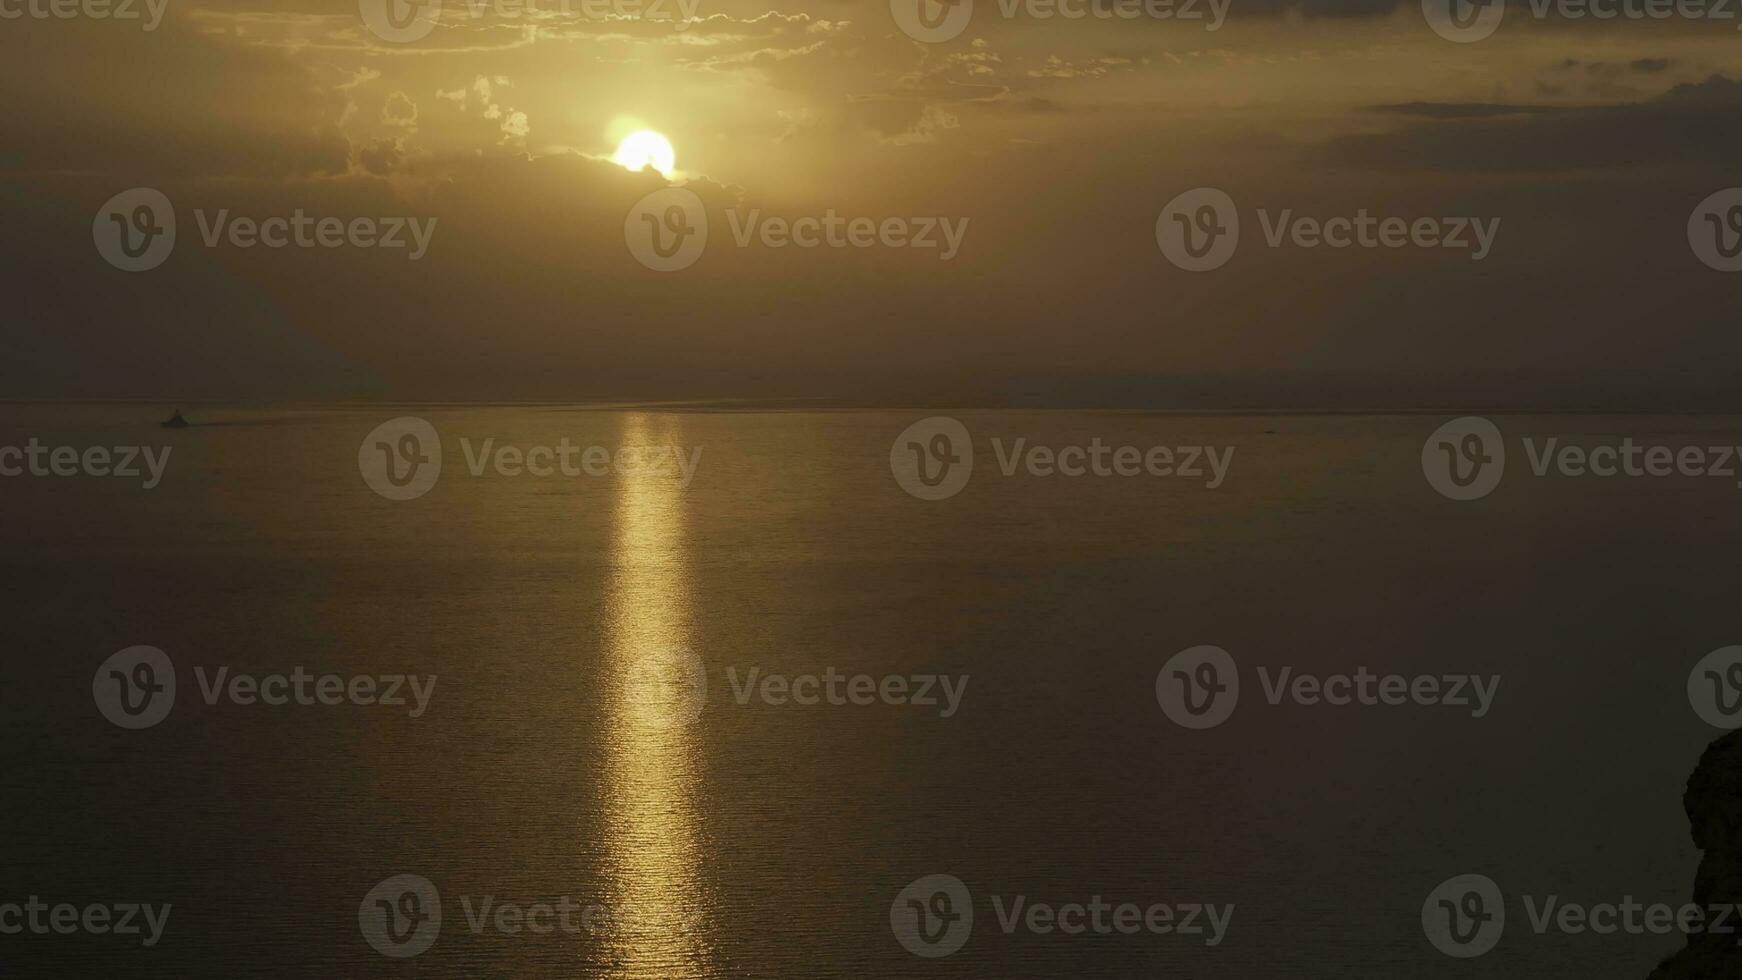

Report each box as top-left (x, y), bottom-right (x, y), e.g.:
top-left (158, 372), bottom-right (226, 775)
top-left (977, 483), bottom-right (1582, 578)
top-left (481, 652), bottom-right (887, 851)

top-left (4, 404), bottom-right (1740, 977)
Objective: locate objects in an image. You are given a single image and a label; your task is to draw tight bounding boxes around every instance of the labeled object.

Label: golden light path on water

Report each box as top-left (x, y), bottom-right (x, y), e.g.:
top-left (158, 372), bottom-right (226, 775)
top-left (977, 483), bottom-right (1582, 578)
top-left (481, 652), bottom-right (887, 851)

top-left (601, 413), bottom-right (711, 979)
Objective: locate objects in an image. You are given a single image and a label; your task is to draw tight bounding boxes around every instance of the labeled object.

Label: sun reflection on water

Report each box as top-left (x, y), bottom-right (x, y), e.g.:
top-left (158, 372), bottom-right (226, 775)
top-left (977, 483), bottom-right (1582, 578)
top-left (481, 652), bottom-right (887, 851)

top-left (600, 413), bottom-right (712, 979)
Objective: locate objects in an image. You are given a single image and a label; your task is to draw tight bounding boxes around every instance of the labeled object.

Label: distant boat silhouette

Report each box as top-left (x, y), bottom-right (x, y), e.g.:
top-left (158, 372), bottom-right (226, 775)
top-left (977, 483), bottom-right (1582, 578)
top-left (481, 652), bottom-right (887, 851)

top-left (160, 409), bottom-right (189, 429)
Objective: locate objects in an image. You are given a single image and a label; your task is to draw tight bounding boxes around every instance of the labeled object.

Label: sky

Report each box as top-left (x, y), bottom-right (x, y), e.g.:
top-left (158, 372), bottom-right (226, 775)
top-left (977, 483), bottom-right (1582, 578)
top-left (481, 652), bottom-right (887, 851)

top-left (6, 0), bottom-right (1742, 406)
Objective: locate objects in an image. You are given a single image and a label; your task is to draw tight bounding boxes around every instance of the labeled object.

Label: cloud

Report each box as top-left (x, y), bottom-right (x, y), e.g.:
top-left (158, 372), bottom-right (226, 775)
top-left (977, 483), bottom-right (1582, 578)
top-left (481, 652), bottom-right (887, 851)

top-left (382, 91), bottom-right (420, 127)
top-left (1026, 53), bottom-right (1133, 79)
top-left (1327, 75), bottom-right (1742, 173)
top-left (1370, 102), bottom-right (1562, 119)
top-left (353, 137), bottom-right (405, 175)
top-left (0, 15), bottom-right (349, 180)
top-left (500, 109), bottom-right (532, 141)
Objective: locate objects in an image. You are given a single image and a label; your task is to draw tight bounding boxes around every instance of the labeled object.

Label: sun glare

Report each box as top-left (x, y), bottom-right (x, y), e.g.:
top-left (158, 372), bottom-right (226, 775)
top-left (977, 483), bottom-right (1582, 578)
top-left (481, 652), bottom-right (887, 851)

top-left (612, 130), bottom-right (677, 179)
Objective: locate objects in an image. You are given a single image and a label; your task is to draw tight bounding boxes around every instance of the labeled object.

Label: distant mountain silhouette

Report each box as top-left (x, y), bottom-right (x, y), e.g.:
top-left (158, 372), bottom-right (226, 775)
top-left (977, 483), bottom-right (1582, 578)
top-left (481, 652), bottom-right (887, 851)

top-left (1649, 731), bottom-right (1742, 978)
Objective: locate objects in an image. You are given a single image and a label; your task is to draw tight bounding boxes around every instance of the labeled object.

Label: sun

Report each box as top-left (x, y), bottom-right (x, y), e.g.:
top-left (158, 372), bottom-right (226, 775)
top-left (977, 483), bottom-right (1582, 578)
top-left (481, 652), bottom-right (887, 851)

top-left (612, 130), bottom-right (677, 179)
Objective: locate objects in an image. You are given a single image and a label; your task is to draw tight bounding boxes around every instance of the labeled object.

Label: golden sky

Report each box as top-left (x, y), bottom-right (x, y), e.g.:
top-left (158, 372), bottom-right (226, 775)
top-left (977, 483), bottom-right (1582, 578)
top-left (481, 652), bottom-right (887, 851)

top-left (8, 0), bottom-right (1742, 403)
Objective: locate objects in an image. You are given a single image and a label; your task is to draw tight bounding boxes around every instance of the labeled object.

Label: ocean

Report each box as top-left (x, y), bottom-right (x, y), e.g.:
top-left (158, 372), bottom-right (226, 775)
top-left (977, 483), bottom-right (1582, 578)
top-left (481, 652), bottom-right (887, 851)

top-left (3, 403), bottom-right (1738, 977)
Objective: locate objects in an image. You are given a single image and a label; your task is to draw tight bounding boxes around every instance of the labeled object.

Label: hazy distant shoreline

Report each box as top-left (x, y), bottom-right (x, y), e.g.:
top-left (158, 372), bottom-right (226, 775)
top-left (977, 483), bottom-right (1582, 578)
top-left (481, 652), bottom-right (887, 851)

top-left (9, 399), bottom-right (1742, 418)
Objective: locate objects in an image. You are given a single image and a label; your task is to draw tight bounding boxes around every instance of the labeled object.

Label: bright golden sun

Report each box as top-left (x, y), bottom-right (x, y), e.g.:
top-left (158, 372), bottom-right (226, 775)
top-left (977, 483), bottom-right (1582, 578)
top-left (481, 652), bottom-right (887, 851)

top-left (612, 130), bottom-right (677, 179)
